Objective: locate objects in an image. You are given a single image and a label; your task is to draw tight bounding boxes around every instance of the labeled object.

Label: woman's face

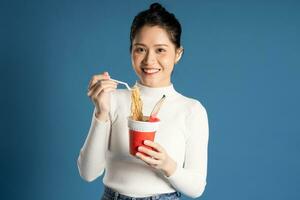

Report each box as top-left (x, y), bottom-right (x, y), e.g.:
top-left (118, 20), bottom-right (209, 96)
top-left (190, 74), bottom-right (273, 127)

top-left (131, 25), bottom-right (183, 87)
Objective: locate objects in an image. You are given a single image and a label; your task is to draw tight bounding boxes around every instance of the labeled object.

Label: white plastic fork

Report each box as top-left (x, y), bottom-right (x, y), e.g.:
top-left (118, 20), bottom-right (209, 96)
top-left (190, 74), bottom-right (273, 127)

top-left (110, 78), bottom-right (132, 90)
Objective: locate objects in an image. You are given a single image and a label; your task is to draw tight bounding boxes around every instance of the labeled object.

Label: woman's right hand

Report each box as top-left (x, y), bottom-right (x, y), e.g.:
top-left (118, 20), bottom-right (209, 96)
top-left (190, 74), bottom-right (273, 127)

top-left (87, 72), bottom-right (118, 121)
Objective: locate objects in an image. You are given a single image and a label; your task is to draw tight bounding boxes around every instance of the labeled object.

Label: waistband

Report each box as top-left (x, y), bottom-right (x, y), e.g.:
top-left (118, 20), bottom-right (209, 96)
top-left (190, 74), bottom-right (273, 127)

top-left (103, 186), bottom-right (181, 200)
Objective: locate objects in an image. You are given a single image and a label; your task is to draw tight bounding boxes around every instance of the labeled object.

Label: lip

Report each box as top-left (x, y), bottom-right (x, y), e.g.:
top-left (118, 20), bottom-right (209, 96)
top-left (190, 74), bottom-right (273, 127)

top-left (141, 68), bottom-right (161, 75)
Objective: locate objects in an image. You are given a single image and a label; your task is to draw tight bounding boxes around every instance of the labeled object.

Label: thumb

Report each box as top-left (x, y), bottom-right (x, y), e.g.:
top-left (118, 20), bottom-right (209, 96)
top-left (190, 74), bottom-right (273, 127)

top-left (103, 71), bottom-right (110, 79)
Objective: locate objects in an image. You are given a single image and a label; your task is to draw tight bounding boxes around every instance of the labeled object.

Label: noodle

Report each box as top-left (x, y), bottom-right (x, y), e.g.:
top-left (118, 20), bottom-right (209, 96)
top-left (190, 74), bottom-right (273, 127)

top-left (130, 85), bottom-right (144, 121)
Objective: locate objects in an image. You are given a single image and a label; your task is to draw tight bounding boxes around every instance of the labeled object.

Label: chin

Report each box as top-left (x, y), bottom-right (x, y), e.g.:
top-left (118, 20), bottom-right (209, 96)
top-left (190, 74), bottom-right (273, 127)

top-left (142, 79), bottom-right (169, 88)
top-left (141, 81), bottom-right (156, 87)
top-left (139, 78), bottom-right (154, 86)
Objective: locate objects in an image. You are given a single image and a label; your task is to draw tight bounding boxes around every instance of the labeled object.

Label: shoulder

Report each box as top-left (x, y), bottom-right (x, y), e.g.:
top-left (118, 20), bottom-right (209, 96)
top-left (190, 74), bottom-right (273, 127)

top-left (175, 93), bottom-right (207, 116)
top-left (174, 94), bottom-right (209, 140)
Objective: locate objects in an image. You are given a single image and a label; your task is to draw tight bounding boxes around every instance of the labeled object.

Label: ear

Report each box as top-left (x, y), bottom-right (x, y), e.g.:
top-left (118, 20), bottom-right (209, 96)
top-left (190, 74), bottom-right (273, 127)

top-left (175, 47), bottom-right (184, 64)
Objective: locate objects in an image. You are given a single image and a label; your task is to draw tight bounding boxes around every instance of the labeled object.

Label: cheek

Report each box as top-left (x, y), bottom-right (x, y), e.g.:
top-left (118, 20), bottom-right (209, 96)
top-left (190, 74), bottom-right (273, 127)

top-left (159, 55), bottom-right (175, 71)
top-left (132, 54), bottom-right (143, 64)
top-left (131, 55), bottom-right (143, 73)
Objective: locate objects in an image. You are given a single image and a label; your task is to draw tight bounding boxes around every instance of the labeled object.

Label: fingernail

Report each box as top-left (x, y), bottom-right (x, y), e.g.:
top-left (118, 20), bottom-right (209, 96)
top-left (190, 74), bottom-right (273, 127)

top-left (104, 72), bottom-right (110, 77)
top-left (144, 140), bottom-right (149, 144)
top-left (138, 146), bottom-right (142, 151)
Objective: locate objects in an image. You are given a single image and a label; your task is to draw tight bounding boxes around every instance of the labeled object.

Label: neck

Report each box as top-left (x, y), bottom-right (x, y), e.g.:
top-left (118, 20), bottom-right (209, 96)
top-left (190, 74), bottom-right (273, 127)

top-left (138, 81), bottom-right (171, 88)
top-left (135, 81), bottom-right (178, 99)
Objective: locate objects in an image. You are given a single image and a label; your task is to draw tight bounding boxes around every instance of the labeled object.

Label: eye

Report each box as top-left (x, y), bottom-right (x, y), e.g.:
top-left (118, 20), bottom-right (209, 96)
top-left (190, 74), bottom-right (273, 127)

top-left (157, 48), bottom-right (166, 53)
top-left (135, 47), bottom-right (146, 53)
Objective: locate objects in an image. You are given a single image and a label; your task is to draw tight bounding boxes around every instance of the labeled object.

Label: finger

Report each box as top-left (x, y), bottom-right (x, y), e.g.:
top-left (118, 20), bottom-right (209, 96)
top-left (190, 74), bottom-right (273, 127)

top-left (138, 146), bottom-right (161, 160)
top-left (144, 140), bottom-right (164, 153)
top-left (88, 79), bottom-right (118, 90)
top-left (89, 72), bottom-right (110, 88)
top-left (103, 71), bottom-right (109, 77)
top-left (136, 152), bottom-right (160, 166)
top-left (87, 81), bottom-right (103, 96)
top-left (90, 87), bottom-right (116, 101)
top-left (88, 80), bottom-right (117, 94)
top-left (98, 87), bottom-right (117, 95)
top-left (88, 82), bottom-right (117, 97)
top-left (88, 72), bottom-right (110, 90)
top-left (92, 81), bottom-right (117, 96)
top-left (89, 87), bottom-right (116, 102)
top-left (87, 81), bottom-right (117, 96)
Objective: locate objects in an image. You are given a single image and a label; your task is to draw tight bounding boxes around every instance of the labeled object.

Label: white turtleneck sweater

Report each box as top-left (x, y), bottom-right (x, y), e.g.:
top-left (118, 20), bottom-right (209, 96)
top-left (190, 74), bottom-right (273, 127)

top-left (77, 82), bottom-right (209, 198)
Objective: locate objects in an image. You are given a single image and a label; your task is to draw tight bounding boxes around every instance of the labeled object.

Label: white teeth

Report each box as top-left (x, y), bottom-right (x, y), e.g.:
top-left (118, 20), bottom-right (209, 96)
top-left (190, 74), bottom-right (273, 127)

top-left (143, 68), bottom-right (160, 74)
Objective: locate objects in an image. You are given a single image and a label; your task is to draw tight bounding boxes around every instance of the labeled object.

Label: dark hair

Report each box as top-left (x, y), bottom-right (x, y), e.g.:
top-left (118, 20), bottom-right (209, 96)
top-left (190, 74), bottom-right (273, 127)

top-left (130, 3), bottom-right (182, 52)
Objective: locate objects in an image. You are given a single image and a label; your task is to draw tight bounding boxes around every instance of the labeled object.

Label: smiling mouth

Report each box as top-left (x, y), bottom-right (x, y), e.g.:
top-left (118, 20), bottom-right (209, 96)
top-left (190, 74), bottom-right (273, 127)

top-left (142, 68), bottom-right (161, 74)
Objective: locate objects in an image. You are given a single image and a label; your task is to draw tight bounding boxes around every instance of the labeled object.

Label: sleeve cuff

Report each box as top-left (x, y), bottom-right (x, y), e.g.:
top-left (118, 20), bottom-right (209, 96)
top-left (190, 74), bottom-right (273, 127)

top-left (92, 110), bottom-right (110, 125)
top-left (164, 164), bottom-right (183, 182)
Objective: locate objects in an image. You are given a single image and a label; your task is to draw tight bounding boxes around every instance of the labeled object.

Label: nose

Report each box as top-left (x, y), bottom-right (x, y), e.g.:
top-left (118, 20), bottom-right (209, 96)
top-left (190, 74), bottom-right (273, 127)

top-left (142, 50), bottom-right (156, 65)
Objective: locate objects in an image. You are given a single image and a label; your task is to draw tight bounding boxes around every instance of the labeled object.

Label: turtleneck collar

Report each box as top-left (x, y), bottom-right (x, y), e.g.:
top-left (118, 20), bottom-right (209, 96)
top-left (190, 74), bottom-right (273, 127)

top-left (135, 81), bottom-right (178, 99)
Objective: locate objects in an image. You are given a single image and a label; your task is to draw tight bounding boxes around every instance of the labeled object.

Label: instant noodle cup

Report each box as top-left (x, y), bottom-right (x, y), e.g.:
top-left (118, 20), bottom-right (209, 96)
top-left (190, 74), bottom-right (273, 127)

top-left (127, 116), bottom-right (160, 156)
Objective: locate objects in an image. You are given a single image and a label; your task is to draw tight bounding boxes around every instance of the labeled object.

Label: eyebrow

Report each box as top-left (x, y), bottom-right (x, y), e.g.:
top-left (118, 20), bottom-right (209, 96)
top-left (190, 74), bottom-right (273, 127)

top-left (133, 43), bottom-right (169, 47)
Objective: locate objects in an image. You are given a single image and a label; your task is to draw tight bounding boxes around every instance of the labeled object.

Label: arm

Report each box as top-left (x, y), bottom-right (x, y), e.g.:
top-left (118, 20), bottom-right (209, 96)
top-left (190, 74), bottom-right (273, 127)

top-left (77, 109), bottom-right (111, 182)
top-left (165, 102), bottom-right (209, 198)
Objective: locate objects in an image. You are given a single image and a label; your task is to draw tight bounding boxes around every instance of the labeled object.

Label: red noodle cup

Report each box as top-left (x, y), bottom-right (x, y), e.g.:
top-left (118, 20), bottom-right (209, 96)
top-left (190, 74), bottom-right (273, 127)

top-left (127, 116), bottom-right (160, 156)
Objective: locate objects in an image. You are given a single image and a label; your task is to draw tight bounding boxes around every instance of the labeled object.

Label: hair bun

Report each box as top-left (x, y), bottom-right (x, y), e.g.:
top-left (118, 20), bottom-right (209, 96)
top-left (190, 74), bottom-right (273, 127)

top-left (149, 3), bottom-right (166, 12)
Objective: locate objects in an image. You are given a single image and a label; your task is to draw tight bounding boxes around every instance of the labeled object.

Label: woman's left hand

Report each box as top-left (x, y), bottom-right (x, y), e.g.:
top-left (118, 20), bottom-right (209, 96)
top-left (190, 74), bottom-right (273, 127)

top-left (136, 140), bottom-right (177, 177)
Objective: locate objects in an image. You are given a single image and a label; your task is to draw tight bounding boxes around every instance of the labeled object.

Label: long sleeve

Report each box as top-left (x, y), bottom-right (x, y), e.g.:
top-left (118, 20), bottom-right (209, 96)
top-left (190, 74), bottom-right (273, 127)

top-left (165, 101), bottom-right (209, 198)
top-left (76, 86), bottom-right (209, 197)
top-left (77, 109), bottom-right (111, 182)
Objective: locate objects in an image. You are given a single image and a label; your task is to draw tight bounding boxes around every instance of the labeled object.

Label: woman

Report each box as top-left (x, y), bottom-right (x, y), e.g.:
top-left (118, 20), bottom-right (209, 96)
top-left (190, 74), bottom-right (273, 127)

top-left (77, 3), bottom-right (209, 200)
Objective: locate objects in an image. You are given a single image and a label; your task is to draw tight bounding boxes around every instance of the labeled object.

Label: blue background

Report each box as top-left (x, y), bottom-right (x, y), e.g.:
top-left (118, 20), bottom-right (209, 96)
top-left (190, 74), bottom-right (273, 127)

top-left (1, 0), bottom-right (300, 199)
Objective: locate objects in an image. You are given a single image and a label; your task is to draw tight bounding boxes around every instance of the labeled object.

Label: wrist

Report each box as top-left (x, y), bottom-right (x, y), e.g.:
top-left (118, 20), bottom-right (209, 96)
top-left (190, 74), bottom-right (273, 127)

top-left (95, 111), bottom-right (109, 122)
top-left (163, 158), bottom-right (177, 177)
